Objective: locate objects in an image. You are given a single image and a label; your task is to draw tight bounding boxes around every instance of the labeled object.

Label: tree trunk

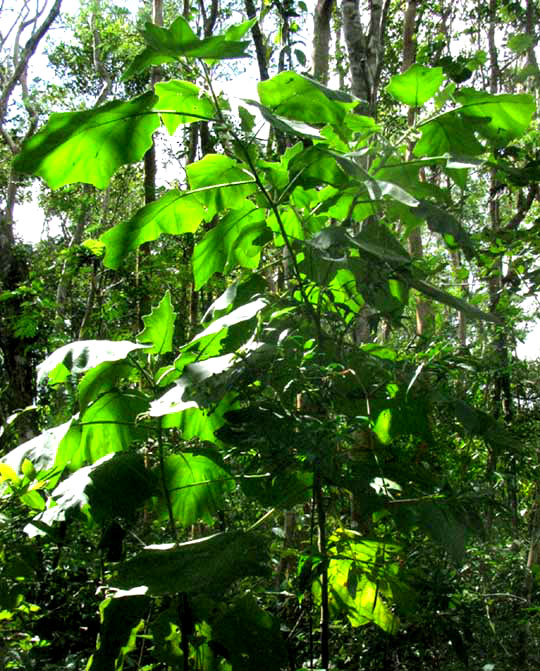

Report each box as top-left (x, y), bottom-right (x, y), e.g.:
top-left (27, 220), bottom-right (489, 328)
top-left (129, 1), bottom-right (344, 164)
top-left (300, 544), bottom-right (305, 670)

top-left (313, 0), bottom-right (335, 84)
top-left (245, 0), bottom-right (270, 81)
top-left (341, 0), bottom-right (390, 115)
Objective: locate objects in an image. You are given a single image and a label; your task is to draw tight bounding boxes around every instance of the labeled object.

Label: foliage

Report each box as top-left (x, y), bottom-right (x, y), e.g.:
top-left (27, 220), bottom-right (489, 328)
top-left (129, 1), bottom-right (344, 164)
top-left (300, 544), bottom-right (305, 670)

top-left (1, 3), bottom-right (540, 671)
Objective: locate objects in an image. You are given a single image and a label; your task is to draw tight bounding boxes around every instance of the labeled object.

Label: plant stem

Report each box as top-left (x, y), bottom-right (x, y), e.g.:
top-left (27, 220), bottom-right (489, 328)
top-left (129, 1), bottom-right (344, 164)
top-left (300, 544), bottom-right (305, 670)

top-left (314, 470), bottom-right (329, 669)
top-left (157, 420), bottom-right (178, 543)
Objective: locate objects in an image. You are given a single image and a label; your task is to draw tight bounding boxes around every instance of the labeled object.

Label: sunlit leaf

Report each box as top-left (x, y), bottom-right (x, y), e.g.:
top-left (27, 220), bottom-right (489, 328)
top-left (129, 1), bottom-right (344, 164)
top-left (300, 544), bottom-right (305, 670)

top-left (386, 65), bottom-right (444, 107)
top-left (13, 92), bottom-right (159, 189)
top-left (154, 80), bottom-right (215, 134)
top-left (258, 71), bottom-right (356, 127)
top-left (138, 290), bottom-right (176, 355)
top-left (37, 340), bottom-right (147, 387)
top-left (102, 190), bottom-right (206, 269)
top-left (187, 154), bottom-right (256, 219)
top-left (56, 391), bottom-right (148, 470)
top-left (158, 453), bottom-right (234, 525)
top-left (193, 206), bottom-right (268, 290)
top-left (455, 89), bottom-right (535, 147)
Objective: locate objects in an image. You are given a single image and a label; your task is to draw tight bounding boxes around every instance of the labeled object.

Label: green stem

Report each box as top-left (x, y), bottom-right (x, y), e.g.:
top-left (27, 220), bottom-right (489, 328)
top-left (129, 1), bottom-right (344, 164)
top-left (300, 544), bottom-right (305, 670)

top-left (158, 419), bottom-right (178, 543)
top-left (199, 61), bottom-right (323, 343)
top-left (314, 471), bottom-right (329, 669)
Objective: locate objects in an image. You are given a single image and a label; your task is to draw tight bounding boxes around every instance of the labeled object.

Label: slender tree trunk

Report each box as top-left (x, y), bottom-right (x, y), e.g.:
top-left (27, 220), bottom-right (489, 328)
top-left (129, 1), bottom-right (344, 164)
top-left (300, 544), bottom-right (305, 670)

top-left (313, 0), bottom-right (335, 84)
top-left (341, 0), bottom-right (390, 115)
top-left (402, 0), bottom-right (433, 337)
top-left (245, 0), bottom-right (269, 81)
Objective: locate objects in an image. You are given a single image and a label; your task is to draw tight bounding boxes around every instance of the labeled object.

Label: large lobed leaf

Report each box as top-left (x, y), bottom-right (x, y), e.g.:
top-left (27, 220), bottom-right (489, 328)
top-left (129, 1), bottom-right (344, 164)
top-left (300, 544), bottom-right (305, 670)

top-left (125, 17), bottom-right (255, 77)
top-left (37, 339), bottom-right (147, 387)
top-left (386, 64), bottom-right (444, 107)
top-left (101, 190), bottom-right (205, 269)
top-left (193, 205), bottom-right (268, 290)
top-left (111, 531), bottom-right (270, 596)
top-left (138, 290), bottom-right (176, 355)
top-left (258, 71), bottom-right (356, 128)
top-left (154, 80), bottom-right (215, 134)
top-left (158, 452), bottom-right (234, 526)
top-left (13, 92), bottom-right (159, 189)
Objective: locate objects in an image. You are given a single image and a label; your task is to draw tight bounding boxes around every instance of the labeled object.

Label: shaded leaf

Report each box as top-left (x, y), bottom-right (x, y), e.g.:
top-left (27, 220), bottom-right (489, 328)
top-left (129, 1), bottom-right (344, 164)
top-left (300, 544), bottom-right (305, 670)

top-left (111, 531), bottom-right (270, 596)
top-left (211, 595), bottom-right (287, 671)
top-left (416, 200), bottom-right (476, 260)
top-left (125, 17), bottom-right (252, 78)
top-left (87, 595), bottom-right (149, 671)
top-left (406, 276), bottom-right (500, 323)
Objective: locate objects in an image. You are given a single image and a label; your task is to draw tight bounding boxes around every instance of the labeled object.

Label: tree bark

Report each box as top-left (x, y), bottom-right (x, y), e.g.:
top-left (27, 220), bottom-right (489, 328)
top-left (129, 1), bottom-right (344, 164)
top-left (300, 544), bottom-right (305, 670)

top-left (245, 0), bottom-right (269, 81)
top-left (402, 0), bottom-right (433, 336)
top-left (313, 0), bottom-right (335, 84)
top-left (341, 0), bottom-right (390, 115)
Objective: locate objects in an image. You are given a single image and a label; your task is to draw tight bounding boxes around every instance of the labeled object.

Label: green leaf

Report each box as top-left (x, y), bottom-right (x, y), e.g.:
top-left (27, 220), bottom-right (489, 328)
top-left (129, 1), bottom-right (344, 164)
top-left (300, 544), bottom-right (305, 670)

top-left (138, 290), bottom-right (176, 355)
top-left (125, 17), bottom-right (252, 78)
top-left (416, 503), bottom-right (466, 563)
top-left (349, 220), bottom-right (411, 268)
top-left (87, 453), bottom-right (155, 523)
top-left (13, 92), bottom-right (159, 189)
top-left (258, 71), bottom-right (355, 127)
top-left (111, 531), bottom-right (270, 596)
top-left (373, 408), bottom-right (392, 445)
top-left (159, 453), bottom-right (234, 526)
top-left (415, 112), bottom-right (485, 157)
top-left (154, 80), bottom-right (215, 134)
top-left (416, 200), bottom-right (476, 260)
top-left (507, 33), bottom-right (535, 54)
top-left (288, 146), bottom-right (348, 188)
top-left (56, 391), bottom-right (148, 470)
top-left (102, 190), bottom-right (205, 269)
top-left (150, 354), bottom-right (236, 417)
top-left (455, 89), bottom-right (535, 147)
top-left (406, 276), bottom-right (501, 323)
top-left (78, 361), bottom-right (134, 414)
top-left (37, 340), bottom-right (147, 386)
top-left (211, 595), bottom-right (287, 671)
top-left (366, 179), bottom-right (419, 207)
top-left (187, 154), bottom-right (256, 219)
top-left (244, 99), bottom-right (322, 139)
top-left (30, 453), bottom-right (154, 530)
top-left (193, 206), bottom-right (267, 290)
top-left (386, 65), bottom-right (444, 107)
top-left (2, 420), bottom-right (72, 476)
top-left (87, 595), bottom-right (149, 671)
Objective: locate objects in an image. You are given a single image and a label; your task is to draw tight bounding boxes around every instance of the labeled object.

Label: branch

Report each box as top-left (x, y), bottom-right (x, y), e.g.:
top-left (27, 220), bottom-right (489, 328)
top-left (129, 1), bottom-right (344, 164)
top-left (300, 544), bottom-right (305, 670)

top-left (91, 2), bottom-right (112, 106)
top-left (0, 0), bottom-right (63, 127)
